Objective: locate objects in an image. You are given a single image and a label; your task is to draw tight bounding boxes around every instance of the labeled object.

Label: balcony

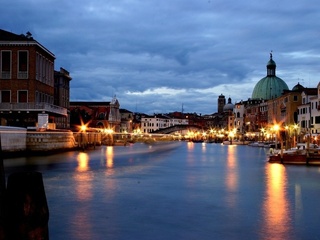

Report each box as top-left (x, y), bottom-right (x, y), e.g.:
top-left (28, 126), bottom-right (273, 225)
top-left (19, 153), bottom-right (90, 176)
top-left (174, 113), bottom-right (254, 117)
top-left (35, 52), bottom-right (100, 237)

top-left (1, 71), bottom-right (11, 79)
top-left (0, 102), bottom-right (67, 116)
top-left (18, 71), bottom-right (28, 79)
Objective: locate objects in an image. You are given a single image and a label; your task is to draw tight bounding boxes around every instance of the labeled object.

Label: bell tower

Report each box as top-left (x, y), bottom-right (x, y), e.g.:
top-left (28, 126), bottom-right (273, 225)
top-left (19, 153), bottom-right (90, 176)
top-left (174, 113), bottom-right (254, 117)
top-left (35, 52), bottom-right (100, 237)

top-left (218, 94), bottom-right (226, 113)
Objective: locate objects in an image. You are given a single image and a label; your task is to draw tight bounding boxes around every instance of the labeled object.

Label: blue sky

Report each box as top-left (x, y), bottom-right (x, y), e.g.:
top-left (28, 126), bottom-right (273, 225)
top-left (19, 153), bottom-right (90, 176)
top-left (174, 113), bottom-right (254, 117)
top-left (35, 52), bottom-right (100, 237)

top-left (1, 0), bottom-right (320, 114)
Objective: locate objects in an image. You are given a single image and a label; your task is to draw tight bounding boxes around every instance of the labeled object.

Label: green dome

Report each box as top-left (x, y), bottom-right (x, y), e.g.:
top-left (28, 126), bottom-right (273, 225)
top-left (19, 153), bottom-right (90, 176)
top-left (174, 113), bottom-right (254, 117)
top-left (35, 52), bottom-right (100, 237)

top-left (252, 53), bottom-right (289, 100)
top-left (252, 76), bottom-right (289, 100)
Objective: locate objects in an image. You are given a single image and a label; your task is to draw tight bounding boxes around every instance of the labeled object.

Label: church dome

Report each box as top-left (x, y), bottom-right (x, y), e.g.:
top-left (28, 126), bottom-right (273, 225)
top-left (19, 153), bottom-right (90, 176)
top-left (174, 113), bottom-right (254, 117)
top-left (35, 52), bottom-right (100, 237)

top-left (252, 53), bottom-right (289, 100)
top-left (223, 97), bottom-right (234, 112)
top-left (292, 82), bottom-right (304, 91)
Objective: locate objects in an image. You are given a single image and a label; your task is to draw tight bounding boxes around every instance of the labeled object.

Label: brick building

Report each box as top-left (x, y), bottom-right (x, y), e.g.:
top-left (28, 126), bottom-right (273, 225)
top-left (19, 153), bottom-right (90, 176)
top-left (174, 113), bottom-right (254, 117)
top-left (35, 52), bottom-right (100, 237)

top-left (0, 29), bottom-right (71, 129)
top-left (69, 96), bottom-right (121, 132)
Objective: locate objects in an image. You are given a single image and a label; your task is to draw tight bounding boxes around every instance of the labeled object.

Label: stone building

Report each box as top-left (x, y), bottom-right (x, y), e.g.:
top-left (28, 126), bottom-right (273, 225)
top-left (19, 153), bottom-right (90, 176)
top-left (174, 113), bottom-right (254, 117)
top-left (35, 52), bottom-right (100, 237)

top-left (54, 67), bottom-right (72, 129)
top-left (69, 96), bottom-right (121, 132)
top-left (119, 108), bottom-right (134, 133)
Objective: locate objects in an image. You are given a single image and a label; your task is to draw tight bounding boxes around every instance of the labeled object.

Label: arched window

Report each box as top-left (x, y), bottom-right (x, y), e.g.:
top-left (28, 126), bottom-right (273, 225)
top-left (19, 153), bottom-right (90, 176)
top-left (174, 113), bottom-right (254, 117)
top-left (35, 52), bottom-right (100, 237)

top-left (98, 112), bottom-right (105, 120)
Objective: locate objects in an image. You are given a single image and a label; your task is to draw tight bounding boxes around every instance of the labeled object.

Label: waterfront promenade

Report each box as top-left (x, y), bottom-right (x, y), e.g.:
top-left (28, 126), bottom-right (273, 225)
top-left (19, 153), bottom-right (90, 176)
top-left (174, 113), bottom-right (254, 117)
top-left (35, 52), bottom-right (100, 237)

top-left (3, 142), bottom-right (320, 240)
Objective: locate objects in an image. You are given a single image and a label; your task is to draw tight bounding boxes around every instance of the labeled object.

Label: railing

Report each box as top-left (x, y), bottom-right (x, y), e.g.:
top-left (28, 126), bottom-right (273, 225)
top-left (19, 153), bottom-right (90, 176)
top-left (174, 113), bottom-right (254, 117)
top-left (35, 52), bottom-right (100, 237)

top-left (18, 71), bottom-right (28, 79)
top-left (0, 102), bottom-right (67, 116)
top-left (1, 71), bottom-right (11, 79)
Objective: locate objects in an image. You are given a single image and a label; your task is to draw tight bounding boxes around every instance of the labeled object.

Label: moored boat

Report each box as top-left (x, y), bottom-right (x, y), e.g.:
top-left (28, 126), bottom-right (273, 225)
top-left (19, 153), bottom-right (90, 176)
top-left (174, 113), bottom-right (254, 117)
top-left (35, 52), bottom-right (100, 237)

top-left (268, 142), bottom-right (320, 165)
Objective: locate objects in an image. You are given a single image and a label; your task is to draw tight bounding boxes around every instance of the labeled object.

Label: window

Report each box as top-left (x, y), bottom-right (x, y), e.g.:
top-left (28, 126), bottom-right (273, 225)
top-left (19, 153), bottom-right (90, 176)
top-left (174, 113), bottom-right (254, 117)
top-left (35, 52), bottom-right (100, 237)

top-left (1, 51), bottom-right (11, 79)
top-left (18, 90), bottom-right (28, 103)
top-left (293, 95), bottom-right (298, 101)
top-left (98, 112), bottom-right (105, 119)
top-left (1, 90), bottom-right (11, 102)
top-left (18, 51), bottom-right (28, 79)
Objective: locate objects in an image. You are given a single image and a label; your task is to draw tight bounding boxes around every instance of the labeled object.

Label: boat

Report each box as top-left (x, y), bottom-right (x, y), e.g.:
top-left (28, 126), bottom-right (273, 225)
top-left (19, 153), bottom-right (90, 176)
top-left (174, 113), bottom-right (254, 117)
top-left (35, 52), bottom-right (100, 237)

top-left (223, 140), bottom-right (249, 145)
top-left (272, 143), bottom-right (320, 155)
top-left (268, 143), bottom-right (320, 165)
top-left (248, 141), bottom-right (265, 147)
top-left (263, 142), bottom-right (275, 148)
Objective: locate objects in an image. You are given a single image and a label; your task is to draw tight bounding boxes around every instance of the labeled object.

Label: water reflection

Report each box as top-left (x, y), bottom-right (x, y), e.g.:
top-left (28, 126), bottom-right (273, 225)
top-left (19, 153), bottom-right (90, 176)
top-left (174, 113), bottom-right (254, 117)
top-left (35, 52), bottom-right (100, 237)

top-left (71, 152), bottom-right (94, 238)
top-left (106, 146), bottom-right (114, 168)
top-left (201, 142), bottom-right (206, 152)
top-left (72, 206), bottom-right (93, 240)
top-left (74, 152), bottom-right (93, 201)
top-left (187, 141), bottom-right (194, 151)
top-left (225, 146), bottom-right (238, 207)
top-left (261, 164), bottom-right (291, 239)
top-left (295, 184), bottom-right (302, 223)
top-left (76, 152), bottom-right (89, 172)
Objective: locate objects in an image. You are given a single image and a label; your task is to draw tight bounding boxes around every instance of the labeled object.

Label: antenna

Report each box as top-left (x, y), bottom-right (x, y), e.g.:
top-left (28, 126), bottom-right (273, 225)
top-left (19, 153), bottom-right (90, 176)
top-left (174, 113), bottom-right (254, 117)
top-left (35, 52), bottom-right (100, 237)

top-left (181, 103), bottom-right (184, 113)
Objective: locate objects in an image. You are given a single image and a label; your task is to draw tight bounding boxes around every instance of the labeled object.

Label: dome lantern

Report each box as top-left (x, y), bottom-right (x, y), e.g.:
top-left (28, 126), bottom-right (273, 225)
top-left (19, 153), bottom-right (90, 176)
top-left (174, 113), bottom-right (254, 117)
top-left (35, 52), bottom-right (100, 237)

top-left (267, 52), bottom-right (276, 77)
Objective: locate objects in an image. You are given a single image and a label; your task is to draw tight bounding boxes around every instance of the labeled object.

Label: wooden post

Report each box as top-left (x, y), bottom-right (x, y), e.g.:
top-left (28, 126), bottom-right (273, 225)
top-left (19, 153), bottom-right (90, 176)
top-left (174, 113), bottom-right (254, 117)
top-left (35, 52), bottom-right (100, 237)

top-left (0, 133), bottom-right (6, 239)
top-left (6, 172), bottom-right (49, 240)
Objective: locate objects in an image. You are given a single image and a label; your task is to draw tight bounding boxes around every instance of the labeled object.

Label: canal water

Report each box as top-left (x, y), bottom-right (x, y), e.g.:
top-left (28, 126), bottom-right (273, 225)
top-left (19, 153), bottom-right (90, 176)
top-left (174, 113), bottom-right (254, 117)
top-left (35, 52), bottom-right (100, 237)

top-left (3, 142), bottom-right (320, 240)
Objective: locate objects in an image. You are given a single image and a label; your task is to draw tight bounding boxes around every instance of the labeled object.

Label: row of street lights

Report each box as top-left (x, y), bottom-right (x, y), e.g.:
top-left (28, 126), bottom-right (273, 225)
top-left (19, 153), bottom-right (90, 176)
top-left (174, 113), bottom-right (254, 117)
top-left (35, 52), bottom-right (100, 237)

top-left (78, 122), bottom-right (306, 148)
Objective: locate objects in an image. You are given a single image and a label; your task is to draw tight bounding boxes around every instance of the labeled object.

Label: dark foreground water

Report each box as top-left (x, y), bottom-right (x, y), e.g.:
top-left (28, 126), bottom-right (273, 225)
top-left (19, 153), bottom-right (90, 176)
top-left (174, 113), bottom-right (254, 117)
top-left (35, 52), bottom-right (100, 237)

top-left (4, 142), bottom-right (320, 240)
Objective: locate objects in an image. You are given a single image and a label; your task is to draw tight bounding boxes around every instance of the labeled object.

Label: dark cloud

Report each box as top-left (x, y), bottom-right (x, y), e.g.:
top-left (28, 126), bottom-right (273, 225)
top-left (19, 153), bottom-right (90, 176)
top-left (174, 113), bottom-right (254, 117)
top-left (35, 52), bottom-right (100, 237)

top-left (1, 0), bottom-right (320, 114)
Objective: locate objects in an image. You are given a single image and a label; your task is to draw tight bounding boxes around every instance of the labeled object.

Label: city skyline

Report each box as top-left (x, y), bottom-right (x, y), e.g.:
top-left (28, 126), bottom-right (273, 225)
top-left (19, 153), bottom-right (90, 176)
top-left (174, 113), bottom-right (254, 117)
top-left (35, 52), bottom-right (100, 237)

top-left (1, 0), bottom-right (320, 114)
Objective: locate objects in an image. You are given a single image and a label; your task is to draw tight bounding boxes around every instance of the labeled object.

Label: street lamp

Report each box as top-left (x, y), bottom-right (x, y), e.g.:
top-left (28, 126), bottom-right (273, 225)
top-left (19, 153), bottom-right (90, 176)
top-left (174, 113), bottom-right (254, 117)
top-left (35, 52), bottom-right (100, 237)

top-left (80, 125), bottom-right (87, 132)
top-left (273, 124), bottom-right (280, 149)
top-left (293, 124), bottom-right (299, 146)
top-left (260, 127), bottom-right (266, 142)
top-left (228, 131), bottom-right (235, 144)
top-left (104, 128), bottom-right (114, 145)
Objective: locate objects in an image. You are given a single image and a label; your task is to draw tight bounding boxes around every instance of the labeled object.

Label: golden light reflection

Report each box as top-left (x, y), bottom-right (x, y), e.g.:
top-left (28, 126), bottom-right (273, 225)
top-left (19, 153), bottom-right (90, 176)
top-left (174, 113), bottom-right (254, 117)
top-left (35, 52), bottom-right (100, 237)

top-left (201, 142), bottom-right (206, 153)
top-left (77, 152), bottom-right (89, 172)
top-left (74, 152), bottom-right (93, 201)
top-left (225, 146), bottom-right (238, 207)
top-left (261, 164), bottom-right (291, 239)
top-left (187, 141), bottom-right (194, 151)
top-left (106, 146), bottom-right (114, 169)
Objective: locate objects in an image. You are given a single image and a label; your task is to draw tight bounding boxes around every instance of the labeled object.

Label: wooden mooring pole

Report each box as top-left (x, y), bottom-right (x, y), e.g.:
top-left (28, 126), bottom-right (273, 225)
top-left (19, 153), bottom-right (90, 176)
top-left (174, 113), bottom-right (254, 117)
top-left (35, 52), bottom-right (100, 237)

top-left (0, 133), bottom-right (6, 239)
top-left (6, 172), bottom-right (49, 240)
top-left (0, 133), bottom-right (49, 239)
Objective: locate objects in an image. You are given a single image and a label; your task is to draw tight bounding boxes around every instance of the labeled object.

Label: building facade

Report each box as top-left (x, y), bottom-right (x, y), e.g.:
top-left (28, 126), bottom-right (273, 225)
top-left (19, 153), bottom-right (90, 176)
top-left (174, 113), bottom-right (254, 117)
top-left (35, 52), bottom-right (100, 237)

top-left (69, 97), bottom-right (121, 132)
top-left (54, 67), bottom-right (72, 129)
top-left (0, 29), bottom-right (70, 129)
top-left (297, 88), bottom-right (318, 134)
top-left (119, 108), bottom-right (134, 133)
top-left (140, 114), bottom-right (189, 133)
